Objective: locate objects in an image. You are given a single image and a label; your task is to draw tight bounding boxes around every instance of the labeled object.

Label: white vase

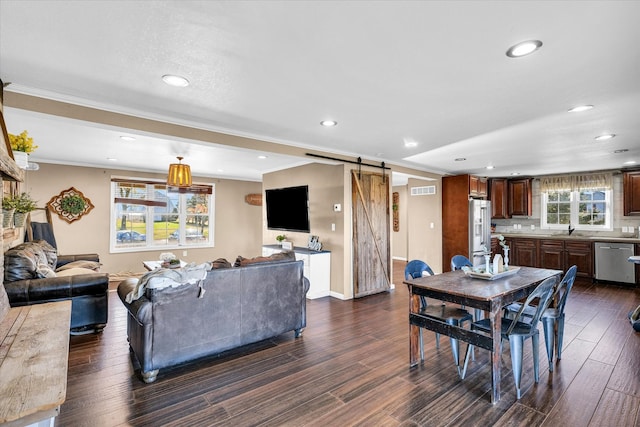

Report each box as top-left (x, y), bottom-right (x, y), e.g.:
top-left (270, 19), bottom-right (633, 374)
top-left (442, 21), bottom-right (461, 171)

top-left (13, 151), bottom-right (29, 169)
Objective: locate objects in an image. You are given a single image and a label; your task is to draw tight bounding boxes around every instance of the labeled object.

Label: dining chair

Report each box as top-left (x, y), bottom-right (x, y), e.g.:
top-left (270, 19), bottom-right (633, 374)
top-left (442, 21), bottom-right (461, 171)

top-left (450, 255), bottom-right (482, 322)
top-left (405, 260), bottom-right (473, 377)
top-left (461, 276), bottom-right (557, 399)
top-left (503, 265), bottom-right (577, 372)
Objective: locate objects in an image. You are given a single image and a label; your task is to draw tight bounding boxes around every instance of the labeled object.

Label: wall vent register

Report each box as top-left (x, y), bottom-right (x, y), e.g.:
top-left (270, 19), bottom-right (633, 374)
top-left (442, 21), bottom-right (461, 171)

top-left (411, 185), bottom-right (436, 196)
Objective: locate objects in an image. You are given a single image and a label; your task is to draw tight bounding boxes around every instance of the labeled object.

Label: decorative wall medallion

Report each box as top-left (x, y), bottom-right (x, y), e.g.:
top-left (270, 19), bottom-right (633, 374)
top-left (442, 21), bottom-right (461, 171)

top-left (47, 187), bottom-right (94, 223)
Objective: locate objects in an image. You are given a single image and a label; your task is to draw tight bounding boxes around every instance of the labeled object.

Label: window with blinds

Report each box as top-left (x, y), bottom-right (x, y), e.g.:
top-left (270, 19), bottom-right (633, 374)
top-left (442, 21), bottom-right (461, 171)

top-left (540, 173), bottom-right (612, 231)
top-left (110, 178), bottom-right (214, 252)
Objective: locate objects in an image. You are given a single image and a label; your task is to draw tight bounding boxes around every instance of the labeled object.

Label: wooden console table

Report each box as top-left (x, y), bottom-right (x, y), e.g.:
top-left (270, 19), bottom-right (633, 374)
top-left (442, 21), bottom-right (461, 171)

top-left (0, 300), bottom-right (71, 427)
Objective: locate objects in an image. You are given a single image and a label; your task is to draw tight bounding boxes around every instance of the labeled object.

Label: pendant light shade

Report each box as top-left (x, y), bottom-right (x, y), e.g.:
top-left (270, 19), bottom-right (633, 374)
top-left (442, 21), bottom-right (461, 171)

top-left (167, 156), bottom-right (192, 187)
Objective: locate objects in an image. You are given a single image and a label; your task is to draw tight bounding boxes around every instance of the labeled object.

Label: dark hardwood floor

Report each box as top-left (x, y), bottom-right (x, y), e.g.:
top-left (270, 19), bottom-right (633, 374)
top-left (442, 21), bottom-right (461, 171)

top-left (60, 261), bottom-right (640, 426)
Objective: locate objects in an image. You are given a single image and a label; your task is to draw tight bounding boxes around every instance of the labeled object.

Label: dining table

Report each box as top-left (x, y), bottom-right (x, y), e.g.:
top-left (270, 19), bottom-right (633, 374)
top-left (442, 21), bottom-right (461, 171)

top-left (404, 265), bottom-right (562, 403)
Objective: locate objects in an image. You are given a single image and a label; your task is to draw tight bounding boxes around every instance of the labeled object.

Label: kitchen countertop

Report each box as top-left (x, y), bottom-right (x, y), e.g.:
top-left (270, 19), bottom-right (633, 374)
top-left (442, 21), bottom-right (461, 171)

top-left (493, 233), bottom-right (640, 244)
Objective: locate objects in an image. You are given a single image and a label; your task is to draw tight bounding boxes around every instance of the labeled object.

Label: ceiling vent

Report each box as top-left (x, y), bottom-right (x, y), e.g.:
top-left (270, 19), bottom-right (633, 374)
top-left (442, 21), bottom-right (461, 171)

top-left (410, 185), bottom-right (436, 196)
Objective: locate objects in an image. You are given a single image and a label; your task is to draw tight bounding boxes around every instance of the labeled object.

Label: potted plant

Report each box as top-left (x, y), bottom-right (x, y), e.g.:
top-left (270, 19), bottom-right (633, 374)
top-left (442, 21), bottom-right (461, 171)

top-left (276, 234), bottom-right (287, 246)
top-left (8, 130), bottom-right (38, 169)
top-left (2, 196), bottom-right (17, 228)
top-left (12, 192), bottom-right (38, 228)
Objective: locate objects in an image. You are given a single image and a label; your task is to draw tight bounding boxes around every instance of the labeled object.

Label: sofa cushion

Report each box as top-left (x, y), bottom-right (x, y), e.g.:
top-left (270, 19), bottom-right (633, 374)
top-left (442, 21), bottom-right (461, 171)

top-left (56, 260), bottom-right (102, 272)
top-left (234, 250), bottom-right (296, 267)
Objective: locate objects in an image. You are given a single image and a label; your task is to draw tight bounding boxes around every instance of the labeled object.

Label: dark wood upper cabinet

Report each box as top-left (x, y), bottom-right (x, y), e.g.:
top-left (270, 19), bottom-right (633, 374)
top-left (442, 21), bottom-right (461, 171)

top-left (508, 178), bottom-right (532, 217)
top-left (624, 170), bottom-right (640, 216)
top-left (489, 178), bottom-right (509, 219)
top-left (469, 175), bottom-right (488, 198)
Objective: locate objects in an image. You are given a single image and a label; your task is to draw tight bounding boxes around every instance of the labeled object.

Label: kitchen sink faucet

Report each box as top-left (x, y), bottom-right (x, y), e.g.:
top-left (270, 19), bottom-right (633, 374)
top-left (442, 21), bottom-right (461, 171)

top-left (568, 224), bottom-right (575, 235)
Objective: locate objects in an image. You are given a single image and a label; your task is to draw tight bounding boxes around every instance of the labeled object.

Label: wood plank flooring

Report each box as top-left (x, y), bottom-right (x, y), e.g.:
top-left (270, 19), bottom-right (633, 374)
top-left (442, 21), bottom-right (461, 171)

top-left (59, 261), bottom-right (640, 426)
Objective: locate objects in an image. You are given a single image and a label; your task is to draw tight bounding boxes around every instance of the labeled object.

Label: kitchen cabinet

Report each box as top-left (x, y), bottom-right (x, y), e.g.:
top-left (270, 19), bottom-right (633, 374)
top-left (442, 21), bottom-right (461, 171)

top-left (442, 174), bottom-right (488, 271)
top-left (469, 175), bottom-right (488, 198)
top-left (489, 178), bottom-right (509, 219)
top-left (539, 239), bottom-right (564, 270)
top-left (565, 241), bottom-right (593, 279)
top-left (624, 170), bottom-right (640, 216)
top-left (508, 178), bottom-right (532, 217)
top-left (512, 238), bottom-right (537, 267)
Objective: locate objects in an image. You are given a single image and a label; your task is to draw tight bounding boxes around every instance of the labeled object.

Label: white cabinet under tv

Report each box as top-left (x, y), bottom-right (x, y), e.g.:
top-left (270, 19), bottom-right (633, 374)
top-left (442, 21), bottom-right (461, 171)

top-left (262, 245), bottom-right (331, 299)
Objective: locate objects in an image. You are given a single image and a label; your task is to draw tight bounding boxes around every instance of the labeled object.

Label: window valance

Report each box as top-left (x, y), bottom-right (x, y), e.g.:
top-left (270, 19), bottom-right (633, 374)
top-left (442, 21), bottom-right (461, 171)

top-left (539, 172), bottom-right (612, 192)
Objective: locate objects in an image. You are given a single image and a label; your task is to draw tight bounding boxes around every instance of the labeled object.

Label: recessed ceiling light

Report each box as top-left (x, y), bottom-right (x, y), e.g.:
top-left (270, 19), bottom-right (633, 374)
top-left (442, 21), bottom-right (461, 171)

top-left (486, 166), bottom-right (495, 170)
top-left (404, 141), bottom-right (418, 148)
top-left (120, 135), bottom-right (136, 141)
top-left (595, 134), bottom-right (616, 141)
top-left (614, 149), bottom-right (628, 154)
top-left (506, 40), bottom-right (543, 58)
top-left (454, 158), bottom-right (466, 162)
top-left (568, 105), bottom-right (594, 113)
top-left (162, 74), bottom-right (190, 87)
top-left (511, 172), bottom-right (521, 176)
top-left (107, 157), bottom-right (117, 161)
top-left (320, 120), bottom-right (337, 127)
top-left (624, 160), bottom-right (637, 165)
top-left (258, 155), bottom-right (268, 159)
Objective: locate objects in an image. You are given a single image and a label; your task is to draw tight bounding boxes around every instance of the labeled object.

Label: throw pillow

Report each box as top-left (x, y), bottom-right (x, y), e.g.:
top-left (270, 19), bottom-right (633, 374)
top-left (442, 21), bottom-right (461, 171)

top-left (237, 251), bottom-right (296, 267)
top-left (33, 240), bottom-right (58, 268)
top-left (56, 260), bottom-right (102, 272)
top-left (211, 258), bottom-right (232, 269)
top-left (55, 267), bottom-right (99, 277)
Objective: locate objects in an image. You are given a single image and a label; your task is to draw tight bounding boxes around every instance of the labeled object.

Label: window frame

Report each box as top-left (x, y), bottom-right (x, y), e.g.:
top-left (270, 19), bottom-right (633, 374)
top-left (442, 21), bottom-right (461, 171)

top-left (541, 188), bottom-right (612, 231)
top-left (109, 177), bottom-right (215, 253)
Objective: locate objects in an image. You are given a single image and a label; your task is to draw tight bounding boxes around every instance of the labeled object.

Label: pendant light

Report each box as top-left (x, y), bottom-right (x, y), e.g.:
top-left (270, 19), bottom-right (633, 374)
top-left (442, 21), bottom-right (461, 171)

top-left (167, 156), bottom-right (192, 187)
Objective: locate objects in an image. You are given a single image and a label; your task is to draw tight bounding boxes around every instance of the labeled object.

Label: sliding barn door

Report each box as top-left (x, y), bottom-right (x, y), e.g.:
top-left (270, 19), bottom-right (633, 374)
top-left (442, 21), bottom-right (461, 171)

top-left (352, 170), bottom-right (391, 298)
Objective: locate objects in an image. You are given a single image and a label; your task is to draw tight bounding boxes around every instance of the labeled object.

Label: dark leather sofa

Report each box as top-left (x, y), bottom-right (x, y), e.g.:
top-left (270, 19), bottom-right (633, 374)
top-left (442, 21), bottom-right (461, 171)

top-left (3, 240), bottom-right (109, 333)
top-left (117, 258), bottom-right (309, 383)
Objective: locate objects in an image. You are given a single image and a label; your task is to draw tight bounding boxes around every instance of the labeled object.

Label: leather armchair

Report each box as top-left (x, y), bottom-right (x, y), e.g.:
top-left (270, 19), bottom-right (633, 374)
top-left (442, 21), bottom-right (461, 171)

top-left (3, 241), bottom-right (109, 333)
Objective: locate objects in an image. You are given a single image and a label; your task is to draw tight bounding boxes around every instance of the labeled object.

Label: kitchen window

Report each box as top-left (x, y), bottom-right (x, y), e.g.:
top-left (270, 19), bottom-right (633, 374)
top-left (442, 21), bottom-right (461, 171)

top-left (540, 173), bottom-right (612, 231)
top-left (110, 178), bottom-right (214, 253)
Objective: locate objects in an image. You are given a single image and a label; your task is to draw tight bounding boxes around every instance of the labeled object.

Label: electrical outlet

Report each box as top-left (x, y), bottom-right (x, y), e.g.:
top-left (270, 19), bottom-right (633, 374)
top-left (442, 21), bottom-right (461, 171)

top-left (182, 250), bottom-right (188, 257)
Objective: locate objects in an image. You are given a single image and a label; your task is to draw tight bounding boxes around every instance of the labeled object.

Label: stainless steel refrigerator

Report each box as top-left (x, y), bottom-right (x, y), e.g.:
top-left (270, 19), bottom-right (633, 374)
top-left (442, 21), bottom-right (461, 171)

top-left (468, 199), bottom-right (492, 268)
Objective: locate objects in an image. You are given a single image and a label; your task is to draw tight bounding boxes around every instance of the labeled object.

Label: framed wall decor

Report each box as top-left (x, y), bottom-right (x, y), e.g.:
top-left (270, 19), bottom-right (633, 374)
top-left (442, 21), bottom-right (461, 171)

top-left (47, 187), bottom-right (94, 223)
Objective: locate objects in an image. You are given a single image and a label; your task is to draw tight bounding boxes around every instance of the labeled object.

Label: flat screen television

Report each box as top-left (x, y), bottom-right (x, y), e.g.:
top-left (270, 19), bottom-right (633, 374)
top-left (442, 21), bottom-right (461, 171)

top-left (265, 185), bottom-right (310, 233)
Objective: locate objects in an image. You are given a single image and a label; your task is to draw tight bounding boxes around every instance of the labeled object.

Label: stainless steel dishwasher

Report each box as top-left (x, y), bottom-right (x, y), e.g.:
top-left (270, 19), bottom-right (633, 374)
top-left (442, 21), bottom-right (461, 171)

top-left (594, 242), bottom-right (636, 284)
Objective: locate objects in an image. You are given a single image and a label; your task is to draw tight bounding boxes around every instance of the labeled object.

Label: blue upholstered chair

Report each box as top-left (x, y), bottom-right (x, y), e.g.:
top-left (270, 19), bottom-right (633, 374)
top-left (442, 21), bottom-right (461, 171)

top-left (405, 260), bottom-right (473, 377)
top-left (450, 255), bottom-right (473, 271)
top-left (462, 276), bottom-right (557, 399)
top-left (450, 255), bottom-right (481, 322)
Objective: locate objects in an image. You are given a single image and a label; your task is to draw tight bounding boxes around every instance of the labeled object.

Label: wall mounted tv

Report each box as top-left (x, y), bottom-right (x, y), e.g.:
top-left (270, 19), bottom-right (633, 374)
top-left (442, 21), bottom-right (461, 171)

top-left (265, 185), bottom-right (310, 233)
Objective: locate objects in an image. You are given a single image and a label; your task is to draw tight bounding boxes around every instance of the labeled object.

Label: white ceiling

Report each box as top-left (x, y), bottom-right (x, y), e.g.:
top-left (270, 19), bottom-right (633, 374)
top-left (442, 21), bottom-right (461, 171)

top-left (1, 1), bottom-right (639, 186)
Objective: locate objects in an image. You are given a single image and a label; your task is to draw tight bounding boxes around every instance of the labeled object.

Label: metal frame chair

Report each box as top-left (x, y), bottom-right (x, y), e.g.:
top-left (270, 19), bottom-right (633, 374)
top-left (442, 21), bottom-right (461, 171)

top-left (462, 276), bottom-right (557, 399)
top-left (405, 260), bottom-right (473, 377)
top-left (504, 265), bottom-right (577, 371)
